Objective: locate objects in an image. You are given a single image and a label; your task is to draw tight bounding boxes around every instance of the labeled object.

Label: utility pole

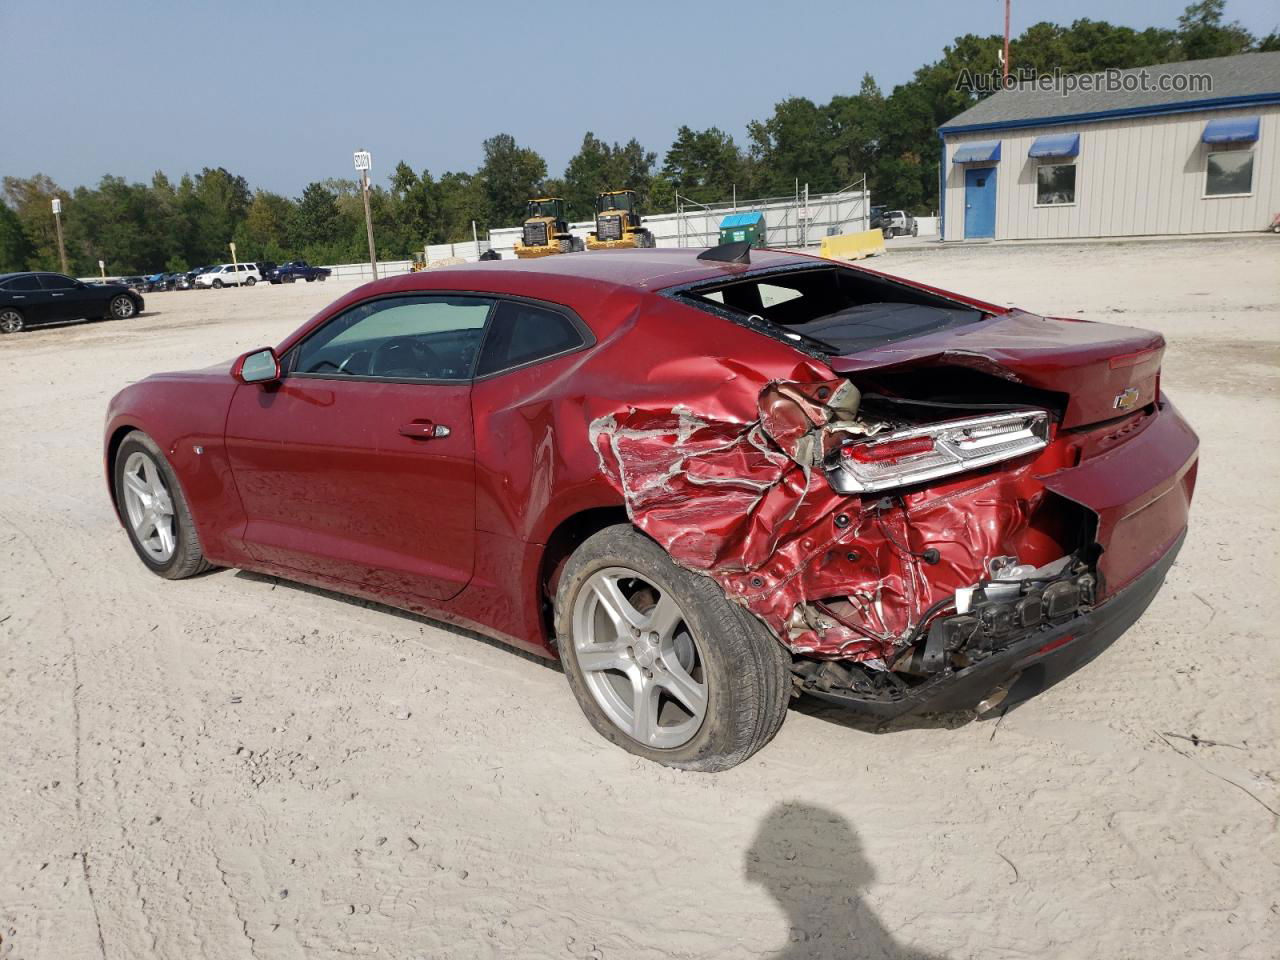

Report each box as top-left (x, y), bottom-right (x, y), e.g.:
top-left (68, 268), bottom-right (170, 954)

top-left (1003, 0), bottom-right (1011, 82)
top-left (354, 149), bottom-right (377, 280)
top-left (52, 198), bottom-right (68, 273)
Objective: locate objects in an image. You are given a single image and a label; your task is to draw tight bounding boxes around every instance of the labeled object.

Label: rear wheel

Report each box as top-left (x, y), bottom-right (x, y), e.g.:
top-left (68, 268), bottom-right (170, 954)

top-left (245, 276), bottom-right (257, 286)
top-left (555, 525), bottom-right (791, 772)
top-left (113, 431), bottom-right (210, 580)
top-left (0, 308), bottom-right (24, 334)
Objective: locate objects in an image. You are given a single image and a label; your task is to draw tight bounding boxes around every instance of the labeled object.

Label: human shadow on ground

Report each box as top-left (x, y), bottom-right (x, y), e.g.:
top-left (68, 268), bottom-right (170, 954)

top-left (746, 802), bottom-right (946, 960)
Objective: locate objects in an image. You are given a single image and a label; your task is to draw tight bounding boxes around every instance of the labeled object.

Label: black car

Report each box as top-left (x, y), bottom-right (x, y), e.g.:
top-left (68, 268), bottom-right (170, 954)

top-left (180, 266), bottom-right (212, 290)
top-left (0, 272), bottom-right (144, 334)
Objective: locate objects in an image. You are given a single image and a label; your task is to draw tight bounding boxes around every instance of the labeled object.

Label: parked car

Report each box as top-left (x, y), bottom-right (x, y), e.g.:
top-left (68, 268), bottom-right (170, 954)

top-left (144, 272), bottom-right (179, 293)
top-left (179, 266), bottom-right (210, 290)
top-left (267, 260), bottom-right (331, 284)
top-left (194, 262), bottom-right (261, 288)
top-left (1, 272), bottom-right (143, 333)
top-left (118, 276), bottom-right (147, 292)
top-left (883, 210), bottom-right (918, 238)
top-left (104, 246), bottom-right (1197, 771)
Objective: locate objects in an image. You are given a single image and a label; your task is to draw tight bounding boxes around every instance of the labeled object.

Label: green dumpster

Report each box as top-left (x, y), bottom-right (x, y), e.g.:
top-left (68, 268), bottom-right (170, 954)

top-left (718, 211), bottom-right (767, 248)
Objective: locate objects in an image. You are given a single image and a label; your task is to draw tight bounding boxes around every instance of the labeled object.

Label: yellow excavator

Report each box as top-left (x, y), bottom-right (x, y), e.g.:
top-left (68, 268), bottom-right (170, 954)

top-left (586, 189), bottom-right (656, 251)
top-left (513, 197), bottom-right (584, 258)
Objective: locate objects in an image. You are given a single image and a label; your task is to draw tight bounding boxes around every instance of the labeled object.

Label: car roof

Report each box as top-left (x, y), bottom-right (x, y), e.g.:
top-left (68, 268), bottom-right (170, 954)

top-left (363, 247), bottom-right (822, 302)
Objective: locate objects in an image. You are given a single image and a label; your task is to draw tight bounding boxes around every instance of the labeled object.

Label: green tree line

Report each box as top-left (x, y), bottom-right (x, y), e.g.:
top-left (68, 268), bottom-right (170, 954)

top-left (2, 2), bottom-right (1272, 275)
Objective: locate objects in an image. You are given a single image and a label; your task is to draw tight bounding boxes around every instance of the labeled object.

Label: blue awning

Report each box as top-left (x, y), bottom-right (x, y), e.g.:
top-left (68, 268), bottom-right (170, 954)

top-left (1028, 133), bottom-right (1080, 158)
top-left (1202, 116), bottom-right (1259, 144)
top-left (952, 140), bottom-right (1001, 164)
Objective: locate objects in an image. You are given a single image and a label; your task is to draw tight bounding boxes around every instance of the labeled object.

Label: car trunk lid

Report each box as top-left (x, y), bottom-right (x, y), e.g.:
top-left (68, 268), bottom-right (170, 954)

top-left (826, 309), bottom-right (1164, 429)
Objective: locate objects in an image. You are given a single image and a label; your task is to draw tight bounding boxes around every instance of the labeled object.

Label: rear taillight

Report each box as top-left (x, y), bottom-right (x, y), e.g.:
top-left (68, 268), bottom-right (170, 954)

top-left (828, 410), bottom-right (1050, 494)
top-left (843, 435), bottom-right (935, 463)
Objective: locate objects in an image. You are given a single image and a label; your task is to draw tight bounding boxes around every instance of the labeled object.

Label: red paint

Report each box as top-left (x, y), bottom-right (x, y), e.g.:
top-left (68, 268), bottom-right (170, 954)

top-left (1036, 634), bottom-right (1076, 656)
top-left (104, 249), bottom-right (1197, 664)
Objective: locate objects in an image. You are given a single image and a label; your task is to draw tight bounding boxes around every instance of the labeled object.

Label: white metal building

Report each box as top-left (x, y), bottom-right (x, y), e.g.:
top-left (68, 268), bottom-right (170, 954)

top-left (938, 52), bottom-right (1279, 241)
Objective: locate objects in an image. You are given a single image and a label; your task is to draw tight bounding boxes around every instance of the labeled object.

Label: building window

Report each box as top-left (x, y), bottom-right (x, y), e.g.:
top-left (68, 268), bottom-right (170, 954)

top-left (1036, 163), bottom-right (1076, 205)
top-left (1205, 150), bottom-right (1254, 197)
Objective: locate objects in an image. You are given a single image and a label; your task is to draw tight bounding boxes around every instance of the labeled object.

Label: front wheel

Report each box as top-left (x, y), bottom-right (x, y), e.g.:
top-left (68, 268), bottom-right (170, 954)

top-left (108, 295), bottom-right (136, 320)
top-left (555, 525), bottom-right (791, 772)
top-left (212, 279), bottom-right (224, 288)
top-left (113, 431), bottom-right (210, 579)
top-left (0, 308), bottom-right (24, 334)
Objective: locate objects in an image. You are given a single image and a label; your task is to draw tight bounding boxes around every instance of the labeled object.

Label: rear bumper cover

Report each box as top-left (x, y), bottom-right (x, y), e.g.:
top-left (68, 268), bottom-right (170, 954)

top-left (804, 527), bottom-right (1186, 719)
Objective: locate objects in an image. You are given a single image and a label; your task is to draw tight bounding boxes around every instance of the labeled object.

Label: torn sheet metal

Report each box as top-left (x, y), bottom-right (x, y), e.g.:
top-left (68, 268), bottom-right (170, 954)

top-left (591, 378), bottom-right (1070, 662)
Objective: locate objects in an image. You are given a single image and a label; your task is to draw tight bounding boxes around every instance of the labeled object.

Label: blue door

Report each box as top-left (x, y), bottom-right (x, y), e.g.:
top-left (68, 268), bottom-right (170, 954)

top-left (964, 167), bottom-right (997, 239)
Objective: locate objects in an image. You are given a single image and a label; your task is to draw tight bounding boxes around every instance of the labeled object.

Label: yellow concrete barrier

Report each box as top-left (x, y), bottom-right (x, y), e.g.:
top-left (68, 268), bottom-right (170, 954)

top-left (818, 229), bottom-right (885, 262)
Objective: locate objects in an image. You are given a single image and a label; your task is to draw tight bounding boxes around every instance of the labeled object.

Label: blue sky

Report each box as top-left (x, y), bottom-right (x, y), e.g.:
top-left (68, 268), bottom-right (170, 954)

top-left (3, 0), bottom-right (1275, 195)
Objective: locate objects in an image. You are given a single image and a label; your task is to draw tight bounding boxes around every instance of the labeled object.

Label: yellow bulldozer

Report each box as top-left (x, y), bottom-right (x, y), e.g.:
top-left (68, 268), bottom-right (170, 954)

top-left (513, 197), bottom-right (585, 258)
top-left (586, 189), bottom-right (656, 251)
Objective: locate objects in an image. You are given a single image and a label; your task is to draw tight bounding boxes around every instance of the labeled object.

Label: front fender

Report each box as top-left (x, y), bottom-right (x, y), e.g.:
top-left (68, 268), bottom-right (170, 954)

top-left (104, 372), bottom-right (249, 565)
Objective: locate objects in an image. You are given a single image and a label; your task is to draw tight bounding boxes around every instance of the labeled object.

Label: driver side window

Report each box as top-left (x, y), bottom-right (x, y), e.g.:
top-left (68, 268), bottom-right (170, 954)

top-left (288, 295), bottom-right (494, 382)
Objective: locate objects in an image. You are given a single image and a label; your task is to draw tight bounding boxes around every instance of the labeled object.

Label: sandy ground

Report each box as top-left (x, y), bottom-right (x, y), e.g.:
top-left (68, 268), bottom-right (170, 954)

top-left (1, 238), bottom-right (1277, 960)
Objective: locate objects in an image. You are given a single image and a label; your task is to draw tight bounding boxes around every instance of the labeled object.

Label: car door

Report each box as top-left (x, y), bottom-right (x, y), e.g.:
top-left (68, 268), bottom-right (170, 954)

top-left (224, 293), bottom-right (493, 603)
top-left (1, 275), bottom-right (52, 323)
top-left (39, 273), bottom-right (101, 320)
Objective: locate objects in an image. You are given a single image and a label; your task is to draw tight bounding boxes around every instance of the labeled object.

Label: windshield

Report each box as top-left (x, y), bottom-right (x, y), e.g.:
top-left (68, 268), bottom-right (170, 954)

top-left (527, 199), bottom-right (564, 219)
top-left (677, 266), bottom-right (986, 356)
top-left (596, 192), bottom-right (635, 213)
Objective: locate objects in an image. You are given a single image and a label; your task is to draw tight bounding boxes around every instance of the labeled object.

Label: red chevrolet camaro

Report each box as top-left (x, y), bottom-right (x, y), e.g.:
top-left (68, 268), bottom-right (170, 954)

top-left (105, 246), bottom-right (1198, 770)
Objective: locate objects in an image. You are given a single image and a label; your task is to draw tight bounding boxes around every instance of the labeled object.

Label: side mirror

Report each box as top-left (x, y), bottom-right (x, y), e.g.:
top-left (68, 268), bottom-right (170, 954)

top-left (233, 347), bottom-right (280, 384)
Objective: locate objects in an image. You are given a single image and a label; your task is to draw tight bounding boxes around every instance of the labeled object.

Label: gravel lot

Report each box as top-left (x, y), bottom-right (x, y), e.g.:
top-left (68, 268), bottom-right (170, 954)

top-left (2, 237), bottom-right (1277, 960)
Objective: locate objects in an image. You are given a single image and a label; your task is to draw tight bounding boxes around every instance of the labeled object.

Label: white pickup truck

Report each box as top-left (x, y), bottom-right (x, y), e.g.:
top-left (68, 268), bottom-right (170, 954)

top-left (883, 211), bottom-right (918, 238)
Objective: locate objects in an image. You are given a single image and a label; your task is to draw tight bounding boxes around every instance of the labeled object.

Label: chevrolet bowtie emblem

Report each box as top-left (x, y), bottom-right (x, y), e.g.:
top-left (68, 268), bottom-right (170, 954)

top-left (1113, 387), bottom-right (1139, 411)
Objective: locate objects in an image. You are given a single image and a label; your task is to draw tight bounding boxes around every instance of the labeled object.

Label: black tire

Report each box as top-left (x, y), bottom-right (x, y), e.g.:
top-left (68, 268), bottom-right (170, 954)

top-left (245, 276), bottom-right (257, 286)
top-left (113, 431), bottom-right (211, 580)
top-left (285, 275), bottom-right (296, 283)
top-left (212, 279), bottom-right (224, 289)
top-left (107, 294), bottom-right (136, 321)
top-left (305, 276), bottom-right (313, 282)
top-left (555, 524), bottom-right (791, 772)
top-left (0, 307), bottom-right (24, 334)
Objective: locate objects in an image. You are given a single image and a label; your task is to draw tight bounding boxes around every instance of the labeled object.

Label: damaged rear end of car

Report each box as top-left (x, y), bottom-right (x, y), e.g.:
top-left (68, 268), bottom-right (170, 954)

top-left (592, 256), bottom-right (1198, 719)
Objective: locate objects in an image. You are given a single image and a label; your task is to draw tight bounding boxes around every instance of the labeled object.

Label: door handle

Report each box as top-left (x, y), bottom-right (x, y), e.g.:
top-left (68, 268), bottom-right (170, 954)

top-left (52, 292), bottom-right (65, 297)
top-left (399, 420), bottom-right (450, 439)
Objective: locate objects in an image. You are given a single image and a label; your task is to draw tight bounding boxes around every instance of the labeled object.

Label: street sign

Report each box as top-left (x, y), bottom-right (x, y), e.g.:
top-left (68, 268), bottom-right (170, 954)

top-left (52, 198), bottom-right (62, 215)
top-left (98, 260), bottom-right (104, 269)
top-left (353, 150), bottom-right (372, 172)
top-left (229, 242), bottom-right (237, 255)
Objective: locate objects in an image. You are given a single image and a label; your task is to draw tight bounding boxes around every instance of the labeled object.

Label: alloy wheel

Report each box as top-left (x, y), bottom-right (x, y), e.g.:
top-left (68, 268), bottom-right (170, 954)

top-left (111, 296), bottom-right (135, 319)
top-left (571, 567), bottom-right (708, 749)
top-left (0, 309), bottom-right (23, 334)
top-left (121, 450), bottom-right (176, 563)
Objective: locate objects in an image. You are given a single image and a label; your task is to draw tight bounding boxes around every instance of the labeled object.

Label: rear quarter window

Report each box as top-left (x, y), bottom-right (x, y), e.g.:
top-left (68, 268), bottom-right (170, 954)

top-left (476, 300), bottom-right (586, 377)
